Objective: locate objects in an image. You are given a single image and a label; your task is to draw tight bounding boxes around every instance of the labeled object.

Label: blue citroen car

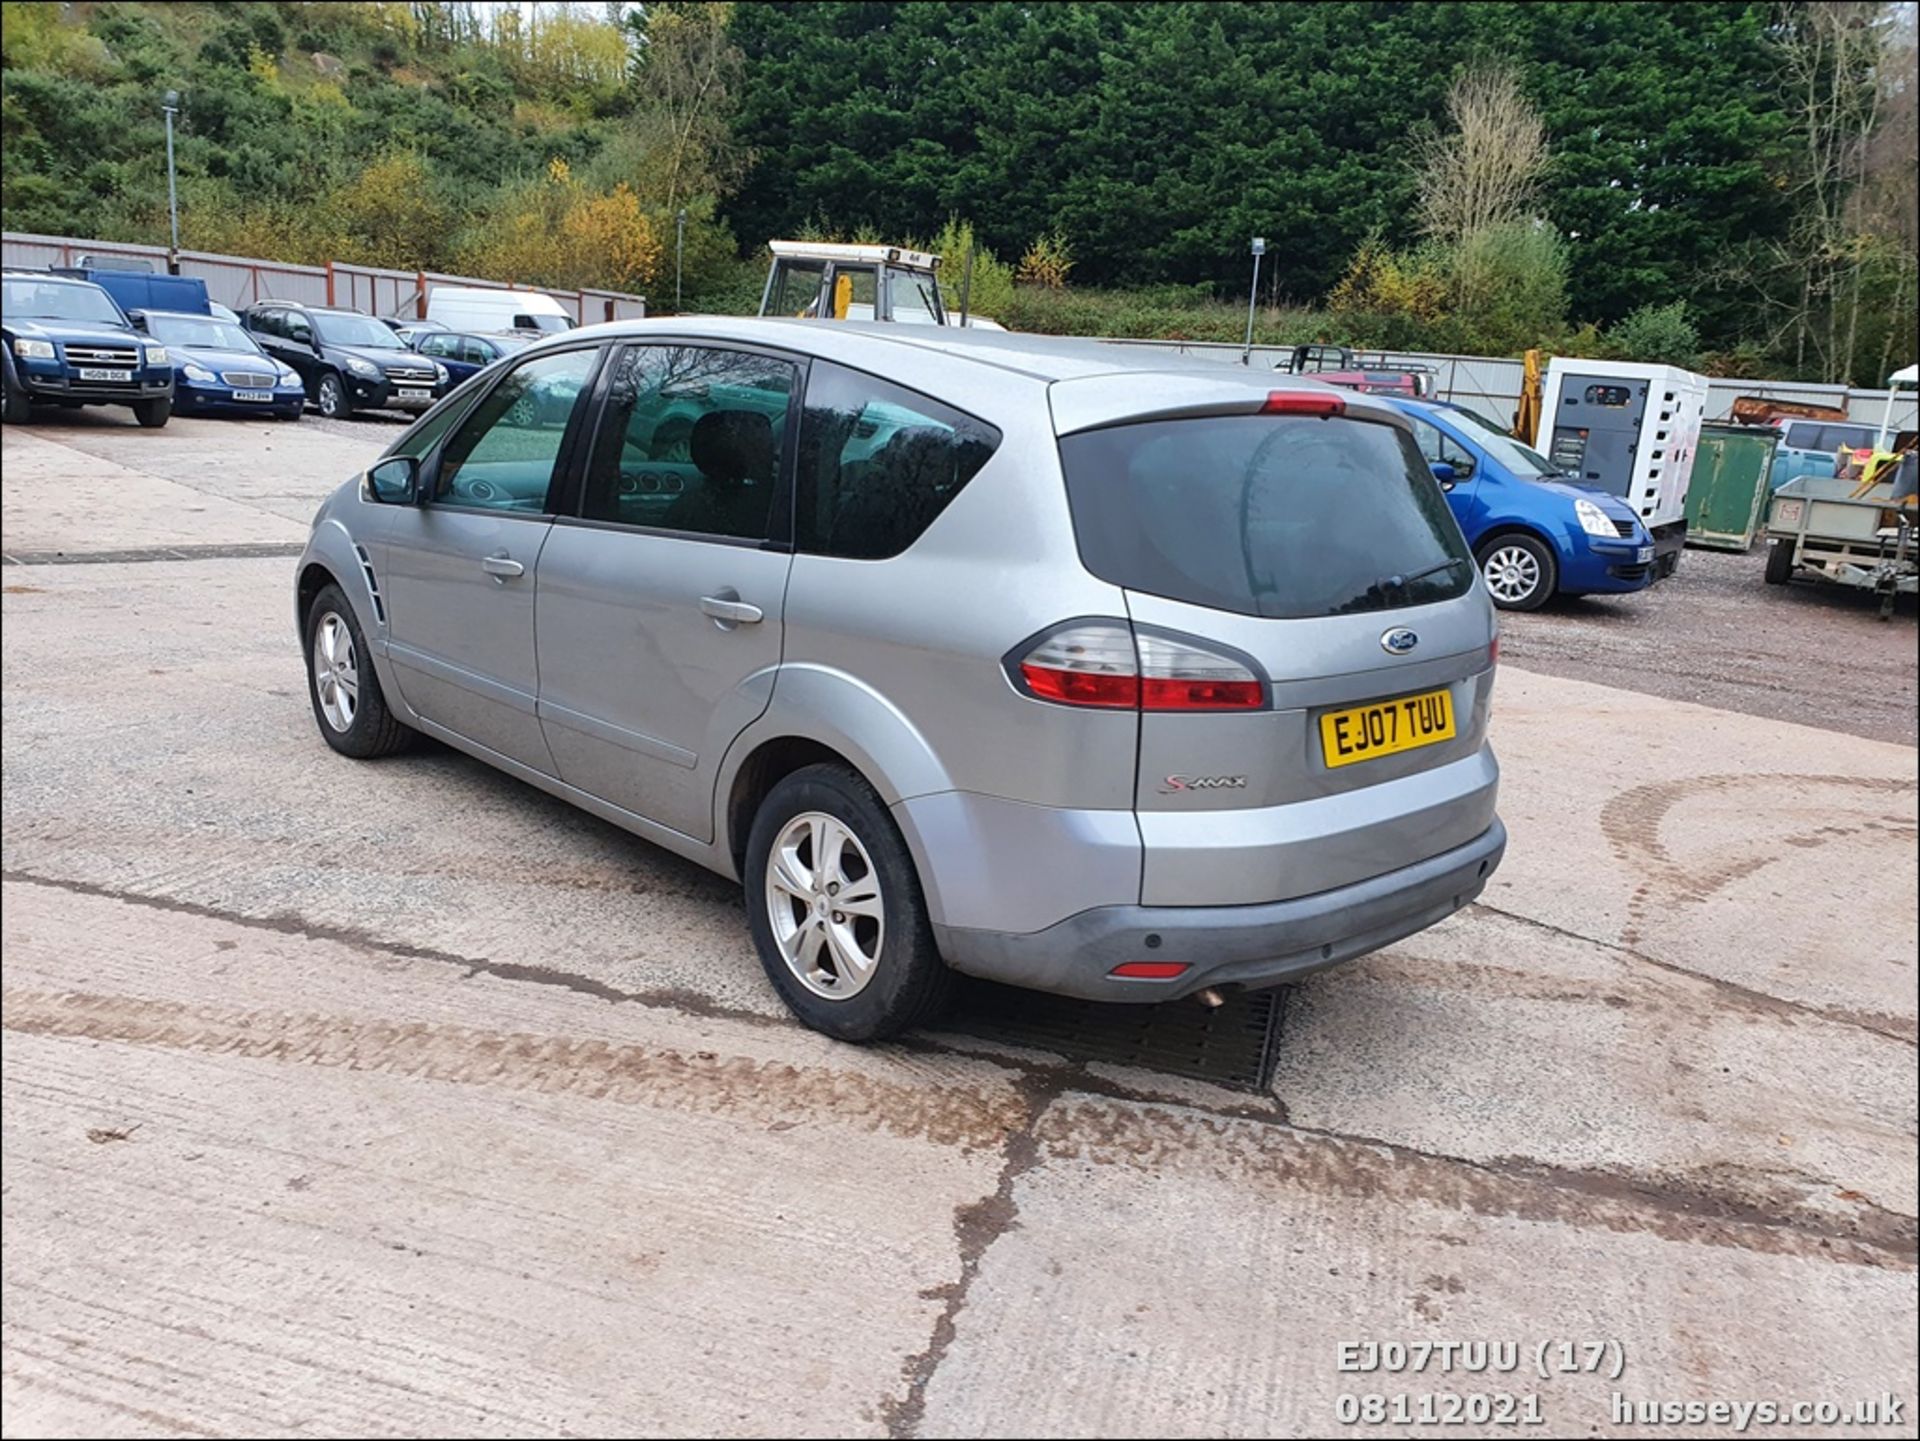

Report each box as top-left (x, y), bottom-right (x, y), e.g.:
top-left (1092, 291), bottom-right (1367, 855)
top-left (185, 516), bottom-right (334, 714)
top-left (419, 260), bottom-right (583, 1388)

top-left (130, 309), bottom-right (306, 420)
top-left (1382, 396), bottom-right (1658, 611)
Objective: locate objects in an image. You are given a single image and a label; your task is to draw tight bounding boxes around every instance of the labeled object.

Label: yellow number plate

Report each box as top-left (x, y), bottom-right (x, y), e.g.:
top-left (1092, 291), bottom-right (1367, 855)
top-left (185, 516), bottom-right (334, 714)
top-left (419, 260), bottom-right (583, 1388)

top-left (1320, 688), bottom-right (1456, 768)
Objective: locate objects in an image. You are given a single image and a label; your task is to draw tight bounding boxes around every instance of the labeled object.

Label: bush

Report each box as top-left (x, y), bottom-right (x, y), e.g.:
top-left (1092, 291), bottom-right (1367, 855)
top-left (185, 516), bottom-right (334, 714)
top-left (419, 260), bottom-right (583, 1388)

top-left (1016, 230), bottom-right (1074, 289)
top-left (923, 217), bottom-right (1015, 320)
top-left (1606, 301), bottom-right (1700, 367)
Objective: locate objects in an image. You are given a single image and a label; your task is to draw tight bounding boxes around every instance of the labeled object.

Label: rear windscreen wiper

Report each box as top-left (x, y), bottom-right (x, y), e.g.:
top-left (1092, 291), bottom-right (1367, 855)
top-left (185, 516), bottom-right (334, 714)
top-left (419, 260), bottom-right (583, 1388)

top-left (1382, 556), bottom-right (1467, 590)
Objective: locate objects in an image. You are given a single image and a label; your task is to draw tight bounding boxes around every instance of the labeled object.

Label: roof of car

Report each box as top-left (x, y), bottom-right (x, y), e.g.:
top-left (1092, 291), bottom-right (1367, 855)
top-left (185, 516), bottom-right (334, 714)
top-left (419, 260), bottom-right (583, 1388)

top-left (3, 268), bottom-right (99, 286)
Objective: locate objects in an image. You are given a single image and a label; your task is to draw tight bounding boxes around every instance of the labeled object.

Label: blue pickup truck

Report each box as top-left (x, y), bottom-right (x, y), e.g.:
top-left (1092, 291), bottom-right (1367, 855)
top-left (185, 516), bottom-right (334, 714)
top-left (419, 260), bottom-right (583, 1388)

top-left (2, 269), bottom-right (176, 427)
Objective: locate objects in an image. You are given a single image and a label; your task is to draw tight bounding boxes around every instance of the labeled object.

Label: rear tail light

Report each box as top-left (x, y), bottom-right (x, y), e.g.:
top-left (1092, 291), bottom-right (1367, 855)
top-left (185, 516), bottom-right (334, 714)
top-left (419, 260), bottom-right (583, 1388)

top-left (1262, 390), bottom-right (1345, 417)
top-left (1013, 623), bottom-right (1266, 712)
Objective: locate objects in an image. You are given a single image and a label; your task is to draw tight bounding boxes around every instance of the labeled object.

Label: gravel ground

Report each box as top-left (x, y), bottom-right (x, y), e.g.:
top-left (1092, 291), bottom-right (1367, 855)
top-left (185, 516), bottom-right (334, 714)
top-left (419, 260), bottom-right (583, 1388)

top-left (1498, 544), bottom-right (1918, 747)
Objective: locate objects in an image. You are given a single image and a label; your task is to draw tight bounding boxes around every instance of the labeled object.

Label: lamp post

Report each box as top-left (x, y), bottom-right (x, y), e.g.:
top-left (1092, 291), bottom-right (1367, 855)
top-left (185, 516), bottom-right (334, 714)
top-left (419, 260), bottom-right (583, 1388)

top-left (162, 90), bottom-right (181, 272)
top-left (675, 208), bottom-right (687, 312)
top-left (1242, 236), bottom-right (1265, 364)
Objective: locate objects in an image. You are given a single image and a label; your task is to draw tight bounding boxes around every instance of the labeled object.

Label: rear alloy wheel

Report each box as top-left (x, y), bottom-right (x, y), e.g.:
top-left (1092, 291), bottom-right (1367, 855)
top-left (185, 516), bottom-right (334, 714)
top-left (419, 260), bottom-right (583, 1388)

top-left (316, 373), bottom-right (351, 419)
top-left (1477, 534), bottom-right (1557, 611)
top-left (746, 764), bottom-right (953, 1041)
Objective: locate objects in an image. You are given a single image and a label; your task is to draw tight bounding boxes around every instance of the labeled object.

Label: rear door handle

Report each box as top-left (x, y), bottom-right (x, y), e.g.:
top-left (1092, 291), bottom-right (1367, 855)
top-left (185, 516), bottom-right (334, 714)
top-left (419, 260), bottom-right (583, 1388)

top-left (482, 552), bottom-right (524, 580)
top-left (699, 593), bottom-right (763, 626)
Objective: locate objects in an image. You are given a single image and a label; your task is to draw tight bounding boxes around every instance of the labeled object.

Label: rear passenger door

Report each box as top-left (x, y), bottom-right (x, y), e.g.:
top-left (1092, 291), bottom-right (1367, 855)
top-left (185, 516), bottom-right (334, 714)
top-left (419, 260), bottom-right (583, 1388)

top-left (381, 345), bottom-right (602, 772)
top-left (534, 342), bottom-right (801, 839)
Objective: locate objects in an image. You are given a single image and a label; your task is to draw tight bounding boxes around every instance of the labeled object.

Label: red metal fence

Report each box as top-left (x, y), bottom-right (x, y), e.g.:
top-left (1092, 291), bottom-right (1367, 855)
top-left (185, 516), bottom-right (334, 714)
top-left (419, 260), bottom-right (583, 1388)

top-left (2, 232), bottom-right (646, 326)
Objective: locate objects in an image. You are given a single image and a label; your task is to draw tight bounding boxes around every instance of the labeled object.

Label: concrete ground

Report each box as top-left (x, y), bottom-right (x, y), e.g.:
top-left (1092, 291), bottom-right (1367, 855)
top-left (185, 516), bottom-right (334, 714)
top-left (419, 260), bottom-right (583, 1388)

top-left (3, 406), bottom-right (1916, 1438)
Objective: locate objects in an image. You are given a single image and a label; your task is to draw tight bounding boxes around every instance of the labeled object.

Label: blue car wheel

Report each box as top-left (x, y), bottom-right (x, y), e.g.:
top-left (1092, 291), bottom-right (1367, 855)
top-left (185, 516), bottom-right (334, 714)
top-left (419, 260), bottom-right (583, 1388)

top-left (1476, 533), bottom-right (1558, 611)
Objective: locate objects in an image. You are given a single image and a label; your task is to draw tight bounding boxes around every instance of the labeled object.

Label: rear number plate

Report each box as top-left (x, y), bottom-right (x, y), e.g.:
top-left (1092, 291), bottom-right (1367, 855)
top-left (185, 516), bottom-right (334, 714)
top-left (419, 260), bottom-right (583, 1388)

top-left (232, 389), bottom-right (271, 403)
top-left (78, 368), bottom-right (130, 381)
top-left (397, 387), bottom-right (431, 401)
top-left (1320, 688), bottom-right (1456, 768)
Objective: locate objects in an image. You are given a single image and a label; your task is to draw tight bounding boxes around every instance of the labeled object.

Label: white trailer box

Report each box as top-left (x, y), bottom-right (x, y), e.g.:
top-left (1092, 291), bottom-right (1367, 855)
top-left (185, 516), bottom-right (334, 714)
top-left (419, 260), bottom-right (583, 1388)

top-left (1534, 358), bottom-right (1708, 574)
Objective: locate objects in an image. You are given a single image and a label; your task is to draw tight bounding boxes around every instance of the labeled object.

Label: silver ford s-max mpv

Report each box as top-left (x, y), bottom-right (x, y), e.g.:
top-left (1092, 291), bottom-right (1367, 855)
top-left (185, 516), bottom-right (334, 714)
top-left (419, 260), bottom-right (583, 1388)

top-left (296, 319), bottom-right (1505, 1040)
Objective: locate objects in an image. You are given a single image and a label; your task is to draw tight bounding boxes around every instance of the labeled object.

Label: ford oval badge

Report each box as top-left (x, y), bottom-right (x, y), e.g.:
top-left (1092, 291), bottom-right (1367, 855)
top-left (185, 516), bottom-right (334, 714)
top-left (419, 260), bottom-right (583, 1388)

top-left (1381, 628), bottom-right (1419, 655)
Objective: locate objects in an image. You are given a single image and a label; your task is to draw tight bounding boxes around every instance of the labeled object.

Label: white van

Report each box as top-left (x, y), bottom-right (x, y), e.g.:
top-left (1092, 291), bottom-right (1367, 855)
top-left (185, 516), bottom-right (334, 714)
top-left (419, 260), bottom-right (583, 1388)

top-left (426, 287), bottom-right (574, 336)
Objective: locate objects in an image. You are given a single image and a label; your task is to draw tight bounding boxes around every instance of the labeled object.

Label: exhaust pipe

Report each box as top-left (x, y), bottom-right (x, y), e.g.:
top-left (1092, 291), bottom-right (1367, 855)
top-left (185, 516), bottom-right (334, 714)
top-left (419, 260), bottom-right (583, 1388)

top-left (1195, 987), bottom-right (1226, 1009)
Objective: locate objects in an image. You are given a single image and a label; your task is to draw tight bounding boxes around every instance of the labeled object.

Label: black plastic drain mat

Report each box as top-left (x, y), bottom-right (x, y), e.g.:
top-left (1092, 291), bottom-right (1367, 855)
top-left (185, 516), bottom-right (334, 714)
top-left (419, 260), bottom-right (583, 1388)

top-left (942, 978), bottom-right (1287, 1093)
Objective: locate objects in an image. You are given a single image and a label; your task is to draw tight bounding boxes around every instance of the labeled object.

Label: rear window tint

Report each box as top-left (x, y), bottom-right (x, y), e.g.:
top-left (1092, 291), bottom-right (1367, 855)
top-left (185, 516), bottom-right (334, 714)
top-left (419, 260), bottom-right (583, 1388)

top-left (796, 361), bottom-right (1001, 560)
top-left (1059, 414), bottom-right (1472, 619)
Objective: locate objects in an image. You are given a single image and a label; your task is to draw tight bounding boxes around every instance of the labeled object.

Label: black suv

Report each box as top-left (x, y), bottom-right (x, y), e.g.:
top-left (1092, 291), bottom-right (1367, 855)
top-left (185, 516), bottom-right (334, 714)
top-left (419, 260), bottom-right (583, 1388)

top-left (243, 302), bottom-right (448, 419)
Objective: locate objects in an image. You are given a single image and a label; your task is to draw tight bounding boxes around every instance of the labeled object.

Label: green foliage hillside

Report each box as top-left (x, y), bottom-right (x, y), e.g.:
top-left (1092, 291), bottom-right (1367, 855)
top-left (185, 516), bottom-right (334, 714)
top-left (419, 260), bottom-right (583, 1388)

top-left (0, 0), bottom-right (746, 298)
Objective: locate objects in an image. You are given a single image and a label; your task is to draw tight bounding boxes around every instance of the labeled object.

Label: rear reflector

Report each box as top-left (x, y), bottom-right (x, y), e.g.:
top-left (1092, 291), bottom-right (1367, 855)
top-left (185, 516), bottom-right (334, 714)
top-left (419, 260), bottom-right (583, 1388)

top-left (1015, 623), bottom-right (1266, 712)
top-left (1110, 961), bottom-right (1191, 979)
top-left (1489, 634), bottom-right (1500, 668)
top-left (1263, 390), bottom-right (1345, 417)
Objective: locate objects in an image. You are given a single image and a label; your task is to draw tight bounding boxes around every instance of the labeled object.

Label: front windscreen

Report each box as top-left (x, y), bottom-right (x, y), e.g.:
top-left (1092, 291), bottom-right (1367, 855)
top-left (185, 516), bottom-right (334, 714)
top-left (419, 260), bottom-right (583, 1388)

top-left (1060, 413), bottom-right (1473, 619)
top-left (145, 314), bottom-right (260, 351)
top-left (2, 278), bottom-right (125, 325)
top-left (313, 311), bottom-right (406, 348)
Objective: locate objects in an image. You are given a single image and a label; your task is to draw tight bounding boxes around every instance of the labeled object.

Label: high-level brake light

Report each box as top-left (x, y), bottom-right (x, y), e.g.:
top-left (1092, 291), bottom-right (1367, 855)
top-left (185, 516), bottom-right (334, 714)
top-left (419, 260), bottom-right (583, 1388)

top-left (1262, 391), bottom-right (1346, 417)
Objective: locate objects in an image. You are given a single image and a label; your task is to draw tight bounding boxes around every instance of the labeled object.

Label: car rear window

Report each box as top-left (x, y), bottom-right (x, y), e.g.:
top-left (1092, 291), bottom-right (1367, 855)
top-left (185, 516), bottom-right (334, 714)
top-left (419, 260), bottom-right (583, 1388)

top-left (1059, 413), bottom-right (1473, 619)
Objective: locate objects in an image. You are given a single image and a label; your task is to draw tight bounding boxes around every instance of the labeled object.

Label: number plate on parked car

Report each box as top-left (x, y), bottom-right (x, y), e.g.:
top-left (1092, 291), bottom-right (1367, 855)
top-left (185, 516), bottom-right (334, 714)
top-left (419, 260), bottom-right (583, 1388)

top-left (1636, 545), bottom-right (1654, 564)
top-left (232, 389), bottom-right (272, 403)
top-left (397, 388), bottom-right (431, 401)
top-left (78, 369), bottom-right (130, 382)
top-left (1320, 688), bottom-right (1456, 768)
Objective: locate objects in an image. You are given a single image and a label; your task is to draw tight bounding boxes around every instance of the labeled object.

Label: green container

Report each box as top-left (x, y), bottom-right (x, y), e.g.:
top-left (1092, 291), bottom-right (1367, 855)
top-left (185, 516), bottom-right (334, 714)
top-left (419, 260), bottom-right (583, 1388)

top-left (1685, 423), bottom-right (1781, 551)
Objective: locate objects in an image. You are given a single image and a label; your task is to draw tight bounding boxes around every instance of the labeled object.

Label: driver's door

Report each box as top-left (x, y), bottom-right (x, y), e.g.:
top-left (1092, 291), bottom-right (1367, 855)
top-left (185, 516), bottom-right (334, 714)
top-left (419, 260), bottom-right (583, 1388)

top-left (380, 345), bottom-right (602, 771)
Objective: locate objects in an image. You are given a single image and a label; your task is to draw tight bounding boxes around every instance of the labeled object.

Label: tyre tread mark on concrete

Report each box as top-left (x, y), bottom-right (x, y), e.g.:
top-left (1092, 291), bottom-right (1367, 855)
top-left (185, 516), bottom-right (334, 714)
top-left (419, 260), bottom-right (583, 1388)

top-left (5, 988), bottom-right (1912, 1270)
top-left (1037, 1103), bottom-right (1916, 1269)
top-left (1470, 900), bottom-right (1919, 1047)
top-left (1598, 772), bottom-right (1916, 950)
top-left (1, 988), bottom-right (1029, 1152)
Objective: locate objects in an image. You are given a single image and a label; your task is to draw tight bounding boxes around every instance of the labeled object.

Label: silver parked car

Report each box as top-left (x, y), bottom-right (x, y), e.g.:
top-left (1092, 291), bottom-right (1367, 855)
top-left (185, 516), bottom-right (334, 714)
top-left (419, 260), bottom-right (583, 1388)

top-left (295, 319), bottom-right (1505, 1040)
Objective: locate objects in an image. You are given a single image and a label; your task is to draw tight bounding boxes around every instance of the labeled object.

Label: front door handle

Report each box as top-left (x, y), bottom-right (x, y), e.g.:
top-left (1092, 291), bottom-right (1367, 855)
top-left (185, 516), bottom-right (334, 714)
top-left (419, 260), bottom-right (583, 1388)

top-left (699, 593), bottom-right (763, 626)
top-left (482, 552), bottom-right (524, 581)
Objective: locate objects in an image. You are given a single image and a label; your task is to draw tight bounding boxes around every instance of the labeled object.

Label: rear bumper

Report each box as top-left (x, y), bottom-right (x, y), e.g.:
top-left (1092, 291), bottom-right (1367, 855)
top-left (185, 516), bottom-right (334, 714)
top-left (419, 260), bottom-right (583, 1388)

top-left (934, 819), bottom-right (1506, 1002)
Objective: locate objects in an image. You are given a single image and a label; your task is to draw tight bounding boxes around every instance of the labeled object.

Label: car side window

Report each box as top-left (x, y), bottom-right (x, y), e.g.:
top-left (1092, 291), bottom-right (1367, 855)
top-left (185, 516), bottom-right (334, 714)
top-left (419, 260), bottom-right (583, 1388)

top-left (796, 361), bottom-right (1002, 560)
top-left (463, 337), bottom-right (495, 366)
top-left (1783, 422), bottom-right (1818, 450)
top-left (285, 311), bottom-right (314, 345)
top-left (417, 333), bottom-right (455, 358)
top-left (433, 348), bottom-right (599, 513)
top-left (580, 344), bottom-right (798, 540)
top-left (250, 308), bottom-right (283, 339)
top-left (1405, 416), bottom-right (1474, 471)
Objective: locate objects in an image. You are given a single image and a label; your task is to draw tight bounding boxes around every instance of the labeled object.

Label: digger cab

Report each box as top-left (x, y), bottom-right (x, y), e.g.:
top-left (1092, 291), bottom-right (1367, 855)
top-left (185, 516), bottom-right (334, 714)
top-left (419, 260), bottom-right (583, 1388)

top-left (759, 241), bottom-right (948, 325)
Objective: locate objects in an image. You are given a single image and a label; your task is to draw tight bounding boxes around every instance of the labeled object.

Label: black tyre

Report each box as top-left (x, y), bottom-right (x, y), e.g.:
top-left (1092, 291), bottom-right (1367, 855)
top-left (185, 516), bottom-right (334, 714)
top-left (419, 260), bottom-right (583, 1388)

top-left (1, 373), bottom-right (28, 424)
top-left (1476, 532), bottom-right (1558, 611)
top-left (745, 763), bottom-right (954, 1041)
top-left (1764, 537), bottom-right (1796, 586)
top-left (316, 372), bottom-right (352, 419)
top-left (132, 398), bottom-right (171, 429)
top-left (303, 584), bottom-right (415, 758)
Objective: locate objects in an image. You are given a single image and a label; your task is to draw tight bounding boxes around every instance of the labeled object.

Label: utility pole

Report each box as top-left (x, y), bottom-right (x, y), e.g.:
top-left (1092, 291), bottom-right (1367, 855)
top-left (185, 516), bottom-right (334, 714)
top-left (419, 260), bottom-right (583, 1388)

top-left (1242, 236), bottom-right (1265, 364)
top-left (675, 208), bottom-right (687, 311)
top-left (163, 90), bottom-right (181, 273)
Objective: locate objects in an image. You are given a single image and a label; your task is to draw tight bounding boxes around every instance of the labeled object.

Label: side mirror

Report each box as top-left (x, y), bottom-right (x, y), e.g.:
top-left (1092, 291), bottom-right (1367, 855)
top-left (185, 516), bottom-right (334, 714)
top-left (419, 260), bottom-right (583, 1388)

top-left (127, 310), bottom-right (150, 332)
top-left (1430, 462), bottom-right (1457, 490)
top-left (288, 324), bottom-right (313, 348)
top-left (367, 455), bottom-right (420, 505)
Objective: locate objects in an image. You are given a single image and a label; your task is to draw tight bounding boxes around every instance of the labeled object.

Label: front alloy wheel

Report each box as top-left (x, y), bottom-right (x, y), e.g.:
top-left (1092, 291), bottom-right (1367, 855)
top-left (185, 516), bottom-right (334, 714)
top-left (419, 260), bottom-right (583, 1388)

top-left (1478, 534), bottom-right (1557, 611)
top-left (765, 812), bottom-right (886, 999)
top-left (317, 373), bottom-right (348, 418)
top-left (311, 610), bottom-right (359, 732)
